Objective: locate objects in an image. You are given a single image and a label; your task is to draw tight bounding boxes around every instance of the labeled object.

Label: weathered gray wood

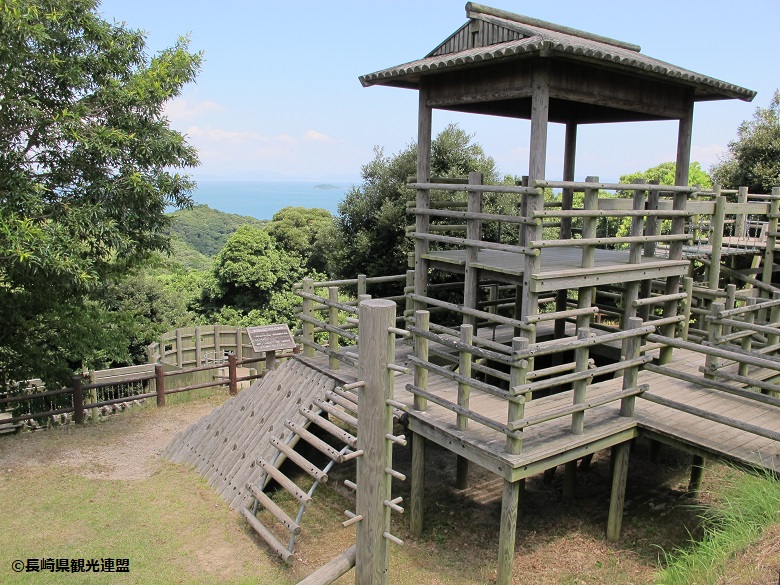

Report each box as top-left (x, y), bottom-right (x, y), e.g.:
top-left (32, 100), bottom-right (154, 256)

top-left (496, 479), bottom-right (520, 585)
top-left (415, 79), bottom-right (432, 312)
top-left (356, 299), bottom-right (397, 585)
top-left (571, 328), bottom-right (591, 434)
top-left (296, 545), bottom-right (356, 585)
top-left (606, 441), bottom-right (631, 542)
top-left (413, 310), bottom-right (429, 411)
top-left (241, 507), bottom-right (294, 564)
top-left (688, 455), bottom-right (705, 497)
top-left (410, 432), bottom-right (425, 537)
top-left (464, 172), bottom-right (483, 331)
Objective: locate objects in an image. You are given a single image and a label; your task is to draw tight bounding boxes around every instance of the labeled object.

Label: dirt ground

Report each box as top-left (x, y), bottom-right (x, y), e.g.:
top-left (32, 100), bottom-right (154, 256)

top-left (2, 395), bottom-right (778, 584)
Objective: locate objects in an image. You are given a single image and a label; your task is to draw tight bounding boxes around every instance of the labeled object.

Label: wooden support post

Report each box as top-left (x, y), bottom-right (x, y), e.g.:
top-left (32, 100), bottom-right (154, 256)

top-left (72, 376), bottom-right (84, 425)
top-left (708, 189), bottom-right (726, 291)
top-left (622, 180), bottom-right (646, 328)
top-left (176, 327), bottom-right (183, 368)
top-left (762, 188), bottom-right (780, 290)
top-left (681, 276), bottom-right (694, 341)
top-left (659, 188), bottom-right (690, 365)
top-left (497, 479), bottom-right (520, 585)
top-left (89, 370), bottom-right (98, 422)
top-left (214, 324), bottom-right (221, 357)
top-left (195, 325), bottom-right (202, 366)
top-left (413, 310), bottom-right (429, 411)
top-left (639, 183), bottom-right (660, 322)
top-left (738, 298), bottom-right (756, 379)
top-left (606, 441), bottom-right (631, 542)
top-left (414, 79), bottom-right (432, 312)
top-left (506, 338), bottom-right (527, 454)
top-left (264, 351), bottom-right (276, 372)
top-left (228, 353), bottom-right (238, 396)
top-left (620, 317), bottom-right (643, 417)
top-left (410, 432), bottom-right (425, 538)
top-left (688, 454), bottom-right (705, 497)
top-left (456, 324), bottom-right (473, 489)
top-left (235, 326), bottom-right (243, 360)
top-left (357, 274), bottom-right (367, 298)
top-left (329, 286), bottom-right (340, 370)
top-left (155, 364), bottom-right (165, 407)
top-left (555, 123), bottom-right (577, 340)
top-left (576, 178), bottom-right (599, 332)
top-left (571, 328), bottom-right (590, 434)
top-left (301, 278), bottom-right (315, 357)
top-left (356, 299), bottom-right (397, 585)
top-left (464, 172), bottom-right (483, 330)
top-left (703, 302), bottom-right (725, 380)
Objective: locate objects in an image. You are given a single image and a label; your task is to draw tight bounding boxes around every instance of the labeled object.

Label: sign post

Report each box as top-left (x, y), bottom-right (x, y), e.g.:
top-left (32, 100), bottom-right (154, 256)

top-left (245, 324), bottom-right (297, 372)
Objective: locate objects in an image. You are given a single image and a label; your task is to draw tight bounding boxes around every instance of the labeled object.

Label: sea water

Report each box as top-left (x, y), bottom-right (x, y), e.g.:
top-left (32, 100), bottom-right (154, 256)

top-left (188, 180), bottom-right (354, 220)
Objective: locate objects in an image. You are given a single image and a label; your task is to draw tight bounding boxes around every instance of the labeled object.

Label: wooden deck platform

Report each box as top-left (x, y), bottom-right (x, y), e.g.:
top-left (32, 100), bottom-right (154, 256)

top-left (298, 343), bottom-right (780, 482)
top-left (424, 246), bottom-right (689, 290)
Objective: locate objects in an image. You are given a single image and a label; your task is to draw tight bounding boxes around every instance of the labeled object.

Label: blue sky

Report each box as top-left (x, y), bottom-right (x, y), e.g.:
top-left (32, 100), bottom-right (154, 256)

top-left (100, 0), bottom-right (779, 184)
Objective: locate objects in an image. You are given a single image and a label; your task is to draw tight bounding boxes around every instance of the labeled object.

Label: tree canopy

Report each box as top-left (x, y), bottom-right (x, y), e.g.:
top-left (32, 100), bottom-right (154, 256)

top-left (619, 161), bottom-right (712, 190)
top-left (711, 90), bottom-right (780, 194)
top-left (322, 124), bottom-right (501, 280)
top-left (0, 0), bottom-right (201, 387)
top-left (264, 206), bottom-right (331, 272)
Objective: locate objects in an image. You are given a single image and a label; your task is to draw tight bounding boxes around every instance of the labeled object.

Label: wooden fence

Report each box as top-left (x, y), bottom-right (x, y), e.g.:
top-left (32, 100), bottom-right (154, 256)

top-left (404, 310), bottom-right (654, 456)
top-left (0, 350), bottom-right (296, 430)
top-left (146, 325), bottom-right (268, 368)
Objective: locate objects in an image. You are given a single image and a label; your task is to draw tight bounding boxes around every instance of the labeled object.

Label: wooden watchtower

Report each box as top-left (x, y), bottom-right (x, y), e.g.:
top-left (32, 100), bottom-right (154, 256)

top-left (354, 4), bottom-right (761, 584)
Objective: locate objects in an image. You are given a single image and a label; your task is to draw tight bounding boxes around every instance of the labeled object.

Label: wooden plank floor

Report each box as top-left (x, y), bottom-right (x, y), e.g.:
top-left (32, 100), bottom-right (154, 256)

top-left (299, 341), bottom-right (780, 481)
top-left (423, 247), bottom-right (688, 277)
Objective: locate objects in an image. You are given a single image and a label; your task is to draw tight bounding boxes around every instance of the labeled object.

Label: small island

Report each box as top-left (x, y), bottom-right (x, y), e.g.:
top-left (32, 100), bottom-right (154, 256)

top-left (314, 183), bottom-right (343, 190)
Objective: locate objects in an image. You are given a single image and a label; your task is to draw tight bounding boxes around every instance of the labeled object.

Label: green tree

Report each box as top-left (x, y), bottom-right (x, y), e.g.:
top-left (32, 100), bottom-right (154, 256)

top-left (619, 161), bottom-right (713, 191)
top-left (323, 124), bottom-right (501, 281)
top-left (0, 0), bottom-right (201, 387)
top-left (202, 226), bottom-right (313, 325)
top-left (711, 90), bottom-right (780, 193)
top-left (264, 206), bottom-right (332, 272)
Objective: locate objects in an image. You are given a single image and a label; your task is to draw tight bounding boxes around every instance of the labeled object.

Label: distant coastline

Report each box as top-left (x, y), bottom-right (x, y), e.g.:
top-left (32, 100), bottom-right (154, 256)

top-left (187, 180), bottom-right (352, 220)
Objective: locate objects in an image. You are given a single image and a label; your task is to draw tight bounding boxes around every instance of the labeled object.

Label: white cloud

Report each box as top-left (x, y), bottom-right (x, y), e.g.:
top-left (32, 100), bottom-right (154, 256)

top-left (303, 130), bottom-right (332, 143)
top-left (691, 144), bottom-right (727, 168)
top-left (164, 97), bottom-right (222, 122)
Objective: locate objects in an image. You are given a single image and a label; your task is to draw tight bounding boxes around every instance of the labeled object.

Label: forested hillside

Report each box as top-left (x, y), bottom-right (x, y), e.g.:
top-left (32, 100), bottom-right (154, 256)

top-left (169, 204), bottom-right (267, 257)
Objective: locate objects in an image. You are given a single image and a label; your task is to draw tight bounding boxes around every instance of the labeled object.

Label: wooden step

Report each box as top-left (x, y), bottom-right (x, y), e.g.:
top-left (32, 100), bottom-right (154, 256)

top-left (325, 389), bottom-right (359, 414)
top-left (247, 482), bottom-right (301, 535)
top-left (313, 398), bottom-right (358, 428)
top-left (331, 386), bottom-right (359, 406)
top-left (285, 420), bottom-right (344, 463)
top-left (301, 406), bottom-right (357, 448)
top-left (241, 507), bottom-right (293, 564)
top-left (269, 436), bottom-right (328, 483)
top-left (258, 458), bottom-right (312, 505)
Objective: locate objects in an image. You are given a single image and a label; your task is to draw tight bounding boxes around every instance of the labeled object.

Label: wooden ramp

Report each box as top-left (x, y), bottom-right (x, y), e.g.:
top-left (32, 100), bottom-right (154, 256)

top-left (163, 358), bottom-right (339, 510)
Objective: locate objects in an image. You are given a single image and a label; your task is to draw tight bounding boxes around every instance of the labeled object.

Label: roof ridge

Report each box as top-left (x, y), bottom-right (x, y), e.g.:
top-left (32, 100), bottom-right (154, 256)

top-left (465, 2), bottom-right (641, 53)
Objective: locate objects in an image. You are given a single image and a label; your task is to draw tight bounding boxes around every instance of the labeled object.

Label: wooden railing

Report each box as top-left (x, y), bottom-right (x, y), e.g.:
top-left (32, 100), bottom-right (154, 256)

top-left (404, 309), bottom-right (654, 455)
top-left (0, 351), bottom-right (296, 429)
top-left (146, 324), bottom-right (268, 368)
top-left (293, 274), bottom-right (407, 368)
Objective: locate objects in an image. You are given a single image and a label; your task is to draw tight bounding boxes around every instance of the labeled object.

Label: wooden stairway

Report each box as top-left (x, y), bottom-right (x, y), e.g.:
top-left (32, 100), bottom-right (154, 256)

top-left (242, 384), bottom-right (361, 563)
top-left (163, 357), bottom-right (362, 562)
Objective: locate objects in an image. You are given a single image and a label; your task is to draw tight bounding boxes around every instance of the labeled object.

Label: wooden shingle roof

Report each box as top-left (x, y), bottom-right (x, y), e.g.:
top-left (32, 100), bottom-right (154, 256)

top-left (360, 3), bottom-right (756, 106)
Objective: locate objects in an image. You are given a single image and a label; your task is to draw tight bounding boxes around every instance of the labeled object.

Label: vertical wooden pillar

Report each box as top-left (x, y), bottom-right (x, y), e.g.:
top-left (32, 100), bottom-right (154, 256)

top-left (264, 350), bottom-right (276, 372)
top-left (659, 188), bottom-right (690, 364)
top-left (708, 189), bottom-right (726, 291)
top-left (606, 441), bottom-right (631, 542)
top-left (497, 479), bottom-right (520, 585)
top-left (577, 178), bottom-right (599, 331)
top-left (228, 353), bottom-right (238, 396)
top-left (555, 122), bottom-right (577, 340)
top-left (301, 278), bottom-right (314, 357)
top-left (762, 188), bottom-right (780, 290)
top-left (356, 299), bottom-right (396, 585)
top-left (464, 172), bottom-right (483, 330)
top-left (155, 364), bottom-right (165, 407)
top-left (704, 302), bottom-right (725, 380)
top-left (688, 455), bottom-right (705, 497)
top-left (194, 325), bottom-right (202, 366)
top-left (329, 286), bottom-right (340, 370)
top-left (571, 328), bottom-right (590, 434)
top-left (675, 100), bottom-right (694, 188)
top-left (414, 79), bottom-right (432, 312)
top-left (213, 324), bottom-right (221, 358)
top-left (456, 324), bottom-right (473, 489)
top-left (410, 309), bottom-right (429, 537)
top-left (622, 180), bottom-right (647, 327)
top-left (521, 63), bottom-right (549, 372)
